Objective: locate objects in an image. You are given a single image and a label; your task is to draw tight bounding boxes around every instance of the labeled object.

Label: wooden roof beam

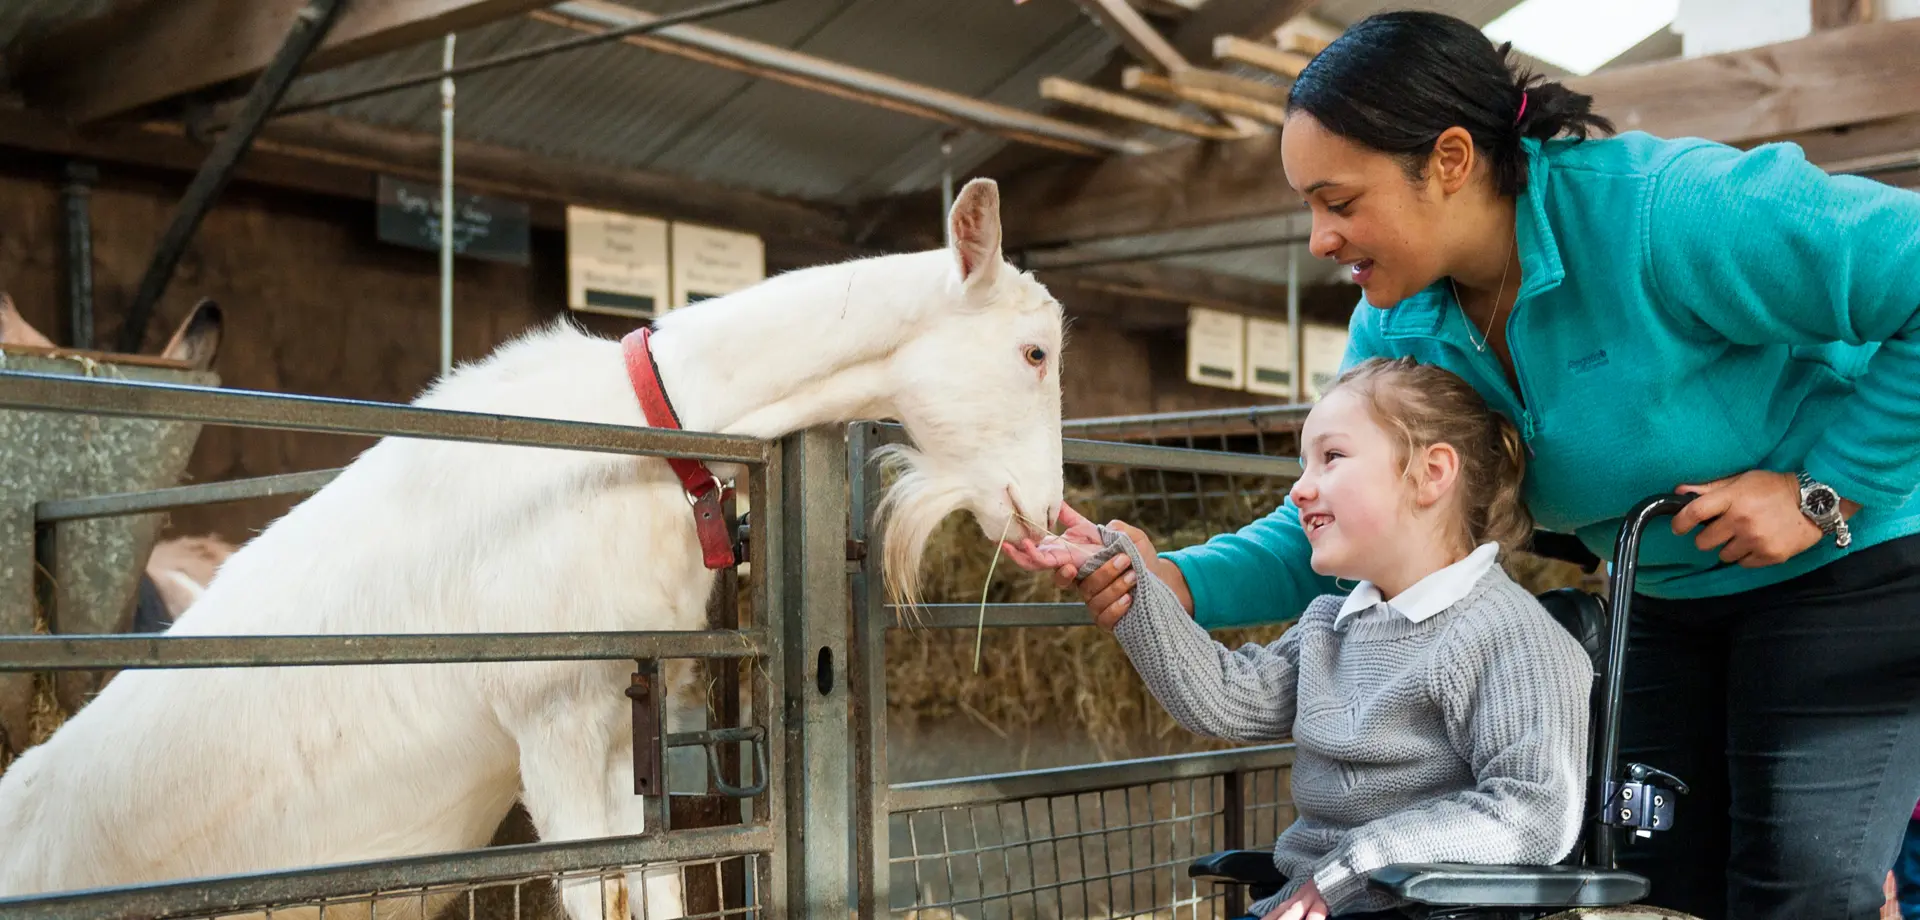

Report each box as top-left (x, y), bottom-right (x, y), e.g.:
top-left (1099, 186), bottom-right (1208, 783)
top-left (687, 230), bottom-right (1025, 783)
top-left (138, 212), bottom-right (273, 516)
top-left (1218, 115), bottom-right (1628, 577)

top-left (1123, 68), bottom-right (1287, 125)
top-left (998, 16), bottom-right (1920, 247)
top-left (10, 0), bottom-right (555, 124)
top-left (1039, 78), bottom-right (1254, 142)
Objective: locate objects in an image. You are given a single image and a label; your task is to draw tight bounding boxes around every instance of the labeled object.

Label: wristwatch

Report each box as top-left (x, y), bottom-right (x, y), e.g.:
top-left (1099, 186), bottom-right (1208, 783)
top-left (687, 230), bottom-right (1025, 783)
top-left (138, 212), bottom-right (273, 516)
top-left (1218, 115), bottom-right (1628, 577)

top-left (1797, 471), bottom-right (1852, 548)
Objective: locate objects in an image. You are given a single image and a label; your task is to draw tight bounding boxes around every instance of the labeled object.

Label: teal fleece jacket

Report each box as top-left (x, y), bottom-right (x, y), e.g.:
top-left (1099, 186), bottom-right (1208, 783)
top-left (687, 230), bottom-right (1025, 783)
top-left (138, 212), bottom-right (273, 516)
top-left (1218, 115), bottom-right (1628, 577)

top-left (1168, 132), bottom-right (1920, 630)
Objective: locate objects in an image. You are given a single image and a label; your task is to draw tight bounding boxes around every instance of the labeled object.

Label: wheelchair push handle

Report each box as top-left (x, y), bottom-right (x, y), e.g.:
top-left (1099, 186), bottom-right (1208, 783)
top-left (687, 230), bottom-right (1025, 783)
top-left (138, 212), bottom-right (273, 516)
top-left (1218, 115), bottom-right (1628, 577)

top-left (1591, 492), bottom-right (1696, 868)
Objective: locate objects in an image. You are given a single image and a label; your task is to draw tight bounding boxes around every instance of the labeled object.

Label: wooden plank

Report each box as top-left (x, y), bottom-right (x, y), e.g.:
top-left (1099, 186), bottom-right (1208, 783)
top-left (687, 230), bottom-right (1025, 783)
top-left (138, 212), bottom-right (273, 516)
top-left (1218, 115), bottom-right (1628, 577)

top-left (997, 18), bottom-right (1920, 247)
top-left (1125, 68), bottom-right (1288, 125)
top-left (1213, 35), bottom-right (1311, 79)
top-left (532, 1), bottom-right (1148, 157)
top-left (1165, 0), bottom-right (1317, 63)
top-left (13, 0), bottom-right (553, 124)
top-left (0, 105), bottom-right (865, 251)
top-left (1073, 0), bottom-right (1188, 72)
top-left (999, 130), bottom-right (1291, 247)
top-left (1039, 77), bottom-right (1252, 141)
top-left (1566, 16), bottom-right (1920, 144)
top-left (1811, 0), bottom-right (1875, 30)
top-left (1164, 66), bottom-right (1290, 105)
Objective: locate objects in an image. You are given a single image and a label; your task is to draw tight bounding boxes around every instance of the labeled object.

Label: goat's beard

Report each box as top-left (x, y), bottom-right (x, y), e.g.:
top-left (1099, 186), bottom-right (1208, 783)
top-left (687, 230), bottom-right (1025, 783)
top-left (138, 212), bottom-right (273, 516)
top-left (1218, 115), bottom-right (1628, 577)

top-left (871, 444), bottom-right (970, 617)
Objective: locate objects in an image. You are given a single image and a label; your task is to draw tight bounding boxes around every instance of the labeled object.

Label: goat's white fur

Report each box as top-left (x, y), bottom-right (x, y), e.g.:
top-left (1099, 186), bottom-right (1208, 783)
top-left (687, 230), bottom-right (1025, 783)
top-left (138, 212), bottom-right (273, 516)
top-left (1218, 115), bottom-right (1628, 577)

top-left (0, 179), bottom-right (1064, 920)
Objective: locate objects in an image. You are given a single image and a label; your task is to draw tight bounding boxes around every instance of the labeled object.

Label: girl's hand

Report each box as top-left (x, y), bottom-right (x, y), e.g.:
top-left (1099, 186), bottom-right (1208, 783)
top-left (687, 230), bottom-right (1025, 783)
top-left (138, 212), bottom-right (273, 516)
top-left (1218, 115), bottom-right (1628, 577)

top-left (1261, 880), bottom-right (1329, 920)
top-left (1671, 469), bottom-right (1859, 567)
top-left (1000, 505), bottom-right (1191, 629)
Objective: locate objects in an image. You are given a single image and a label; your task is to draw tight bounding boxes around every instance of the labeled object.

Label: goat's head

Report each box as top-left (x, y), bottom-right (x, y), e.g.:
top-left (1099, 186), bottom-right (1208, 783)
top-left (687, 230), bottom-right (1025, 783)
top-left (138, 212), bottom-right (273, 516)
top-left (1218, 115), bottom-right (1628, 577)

top-left (873, 178), bottom-right (1065, 610)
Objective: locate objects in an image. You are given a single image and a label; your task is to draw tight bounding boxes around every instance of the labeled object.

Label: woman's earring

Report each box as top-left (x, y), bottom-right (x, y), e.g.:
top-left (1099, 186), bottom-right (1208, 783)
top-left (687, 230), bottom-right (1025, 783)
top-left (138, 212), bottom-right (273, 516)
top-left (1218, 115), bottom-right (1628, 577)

top-left (1334, 577), bottom-right (1358, 593)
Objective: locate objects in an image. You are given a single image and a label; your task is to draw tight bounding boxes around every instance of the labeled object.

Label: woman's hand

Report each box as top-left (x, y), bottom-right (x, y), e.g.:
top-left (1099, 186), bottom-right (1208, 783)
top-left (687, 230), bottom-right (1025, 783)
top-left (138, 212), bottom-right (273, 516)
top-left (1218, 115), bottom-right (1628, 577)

top-left (1000, 503), bottom-right (1194, 629)
top-left (1260, 880), bottom-right (1329, 920)
top-left (1671, 469), bottom-right (1859, 567)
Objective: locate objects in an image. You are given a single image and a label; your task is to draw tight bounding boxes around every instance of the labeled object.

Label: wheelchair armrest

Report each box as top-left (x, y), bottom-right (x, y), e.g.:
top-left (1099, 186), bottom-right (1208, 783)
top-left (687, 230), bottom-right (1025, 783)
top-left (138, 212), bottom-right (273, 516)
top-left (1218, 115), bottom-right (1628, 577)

top-left (1366, 862), bottom-right (1649, 908)
top-left (1188, 850), bottom-right (1285, 888)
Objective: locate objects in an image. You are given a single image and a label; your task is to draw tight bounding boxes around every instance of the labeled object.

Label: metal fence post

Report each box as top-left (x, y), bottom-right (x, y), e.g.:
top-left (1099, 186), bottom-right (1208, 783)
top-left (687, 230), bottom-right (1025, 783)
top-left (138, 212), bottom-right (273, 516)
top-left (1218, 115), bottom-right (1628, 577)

top-left (848, 422), bottom-right (891, 917)
top-left (780, 425), bottom-right (853, 916)
top-left (1221, 768), bottom-right (1245, 918)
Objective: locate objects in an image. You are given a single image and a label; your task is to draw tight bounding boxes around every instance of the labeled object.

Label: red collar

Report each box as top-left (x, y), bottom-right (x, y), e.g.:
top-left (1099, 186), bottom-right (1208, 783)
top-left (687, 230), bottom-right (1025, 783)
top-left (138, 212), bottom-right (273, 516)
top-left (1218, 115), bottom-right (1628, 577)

top-left (621, 326), bottom-right (736, 570)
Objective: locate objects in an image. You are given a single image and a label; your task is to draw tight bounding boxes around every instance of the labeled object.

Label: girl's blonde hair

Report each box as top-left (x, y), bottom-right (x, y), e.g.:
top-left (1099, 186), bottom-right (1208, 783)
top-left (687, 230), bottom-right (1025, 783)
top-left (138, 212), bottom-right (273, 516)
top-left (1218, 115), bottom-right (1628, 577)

top-left (1326, 356), bottom-right (1533, 556)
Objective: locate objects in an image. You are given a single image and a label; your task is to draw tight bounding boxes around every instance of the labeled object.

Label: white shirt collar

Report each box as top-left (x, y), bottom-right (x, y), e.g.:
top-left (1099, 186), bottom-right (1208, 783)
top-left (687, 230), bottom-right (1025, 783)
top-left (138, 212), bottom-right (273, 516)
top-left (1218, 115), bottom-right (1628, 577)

top-left (1335, 543), bottom-right (1501, 627)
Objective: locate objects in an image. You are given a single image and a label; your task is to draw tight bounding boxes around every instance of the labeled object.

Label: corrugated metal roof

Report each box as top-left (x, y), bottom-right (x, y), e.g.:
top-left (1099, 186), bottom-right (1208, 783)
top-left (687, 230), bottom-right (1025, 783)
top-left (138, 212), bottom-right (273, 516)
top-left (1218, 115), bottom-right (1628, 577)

top-left (272, 0), bottom-right (1129, 205)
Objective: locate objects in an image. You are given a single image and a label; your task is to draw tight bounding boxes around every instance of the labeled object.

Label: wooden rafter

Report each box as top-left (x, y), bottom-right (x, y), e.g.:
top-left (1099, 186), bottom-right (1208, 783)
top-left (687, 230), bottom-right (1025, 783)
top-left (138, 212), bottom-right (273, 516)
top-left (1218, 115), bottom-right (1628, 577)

top-left (12, 0), bottom-right (554, 124)
top-left (1073, 0), bottom-right (1189, 73)
top-left (1811, 0), bottom-right (1875, 30)
top-left (0, 106), bottom-right (864, 254)
top-left (1165, 0), bottom-right (1318, 65)
top-left (1039, 77), bottom-right (1253, 141)
top-left (998, 16), bottom-right (1920, 247)
top-left (531, 1), bottom-right (1147, 158)
top-left (1213, 35), bottom-right (1311, 79)
top-left (1123, 68), bottom-right (1287, 125)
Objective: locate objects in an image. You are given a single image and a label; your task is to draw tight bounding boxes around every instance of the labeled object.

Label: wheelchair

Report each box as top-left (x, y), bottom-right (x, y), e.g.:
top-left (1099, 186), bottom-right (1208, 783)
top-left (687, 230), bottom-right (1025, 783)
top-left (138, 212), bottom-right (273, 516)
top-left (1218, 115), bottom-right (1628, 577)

top-left (1189, 494), bottom-right (1702, 920)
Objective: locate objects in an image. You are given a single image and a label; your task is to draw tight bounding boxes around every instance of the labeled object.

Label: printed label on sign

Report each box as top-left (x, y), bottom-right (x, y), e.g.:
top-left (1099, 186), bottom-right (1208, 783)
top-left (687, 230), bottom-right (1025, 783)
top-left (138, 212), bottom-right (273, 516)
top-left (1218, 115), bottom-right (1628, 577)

top-left (1186, 307), bottom-right (1246, 390)
top-left (567, 206), bottom-right (670, 319)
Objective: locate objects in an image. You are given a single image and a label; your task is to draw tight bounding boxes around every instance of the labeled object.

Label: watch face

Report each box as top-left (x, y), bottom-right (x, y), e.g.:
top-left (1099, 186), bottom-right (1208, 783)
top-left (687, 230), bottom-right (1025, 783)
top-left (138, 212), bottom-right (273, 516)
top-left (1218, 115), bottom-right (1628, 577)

top-left (1806, 488), bottom-right (1837, 516)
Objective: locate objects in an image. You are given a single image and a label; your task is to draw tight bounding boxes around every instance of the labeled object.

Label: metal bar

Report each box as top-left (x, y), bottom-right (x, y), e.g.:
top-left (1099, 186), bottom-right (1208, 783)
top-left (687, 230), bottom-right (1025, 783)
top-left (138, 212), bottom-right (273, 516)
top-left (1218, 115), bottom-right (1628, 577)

top-left (35, 468), bottom-right (342, 523)
top-left (0, 825), bottom-right (774, 920)
top-left (439, 33), bottom-right (456, 378)
top-left (888, 603), bottom-right (1089, 629)
top-left (1024, 233), bottom-right (1309, 272)
top-left (1220, 770), bottom-right (1244, 917)
top-left (748, 456), bottom-right (790, 916)
top-left (118, 0), bottom-right (347, 353)
top-left (538, 1), bottom-right (1151, 157)
top-left (270, 0), bottom-right (785, 119)
top-left (60, 161), bottom-right (97, 350)
top-left (779, 426), bottom-right (853, 916)
top-left (1593, 493), bottom-right (1692, 869)
top-left (1063, 437), bottom-right (1301, 478)
top-left (848, 423), bottom-right (892, 918)
top-left (0, 630), bottom-right (769, 671)
top-left (1288, 242), bottom-right (1303, 401)
top-left (1106, 407), bottom-right (1295, 436)
top-left (0, 371), bottom-right (769, 465)
top-left (887, 745), bottom-right (1295, 813)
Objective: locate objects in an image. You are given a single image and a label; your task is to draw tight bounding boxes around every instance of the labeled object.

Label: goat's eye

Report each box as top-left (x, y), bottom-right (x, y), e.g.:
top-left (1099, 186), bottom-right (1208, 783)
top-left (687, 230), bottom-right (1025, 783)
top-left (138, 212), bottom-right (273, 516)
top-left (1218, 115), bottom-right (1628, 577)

top-left (1022, 345), bottom-right (1047, 367)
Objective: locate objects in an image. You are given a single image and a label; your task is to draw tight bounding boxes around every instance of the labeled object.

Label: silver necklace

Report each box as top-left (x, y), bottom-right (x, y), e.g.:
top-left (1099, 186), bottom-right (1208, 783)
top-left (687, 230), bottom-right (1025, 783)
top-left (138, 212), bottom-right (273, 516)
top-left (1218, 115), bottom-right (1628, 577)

top-left (1450, 235), bottom-right (1516, 354)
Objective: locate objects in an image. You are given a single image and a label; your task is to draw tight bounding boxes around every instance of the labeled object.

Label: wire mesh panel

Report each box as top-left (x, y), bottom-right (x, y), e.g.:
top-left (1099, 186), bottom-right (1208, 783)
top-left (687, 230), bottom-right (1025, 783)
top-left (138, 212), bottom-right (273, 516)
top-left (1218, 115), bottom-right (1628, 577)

top-left (886, 753), bottom-right (1293, 920)
top-left (149, 855), bottom-right (762, 920)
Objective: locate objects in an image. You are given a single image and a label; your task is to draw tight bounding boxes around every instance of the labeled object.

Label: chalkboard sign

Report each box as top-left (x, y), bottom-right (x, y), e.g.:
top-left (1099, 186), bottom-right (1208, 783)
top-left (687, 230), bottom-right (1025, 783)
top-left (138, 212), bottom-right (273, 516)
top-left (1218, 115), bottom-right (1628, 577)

top-left (375, 175), bottom-right (531, 266)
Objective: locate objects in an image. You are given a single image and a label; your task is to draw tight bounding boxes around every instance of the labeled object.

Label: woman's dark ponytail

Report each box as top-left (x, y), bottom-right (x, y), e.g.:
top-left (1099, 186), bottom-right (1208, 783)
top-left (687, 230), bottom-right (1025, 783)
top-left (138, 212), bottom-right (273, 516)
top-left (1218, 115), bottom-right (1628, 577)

top-left (1287, 12), bottom-right (1616, 197)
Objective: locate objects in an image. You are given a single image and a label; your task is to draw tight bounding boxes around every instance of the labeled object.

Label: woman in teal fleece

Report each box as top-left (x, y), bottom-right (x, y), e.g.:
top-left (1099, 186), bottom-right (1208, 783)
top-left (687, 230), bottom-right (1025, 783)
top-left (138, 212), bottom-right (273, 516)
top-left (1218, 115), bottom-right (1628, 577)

top-left (1009, 11), bottom-right (1920, 920)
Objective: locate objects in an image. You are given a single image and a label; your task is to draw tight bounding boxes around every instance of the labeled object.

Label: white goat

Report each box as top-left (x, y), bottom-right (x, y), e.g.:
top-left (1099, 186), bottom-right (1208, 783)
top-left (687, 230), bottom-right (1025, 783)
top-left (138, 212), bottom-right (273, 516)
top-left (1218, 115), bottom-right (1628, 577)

top-left (0, 179), bottom-right (1066, 920)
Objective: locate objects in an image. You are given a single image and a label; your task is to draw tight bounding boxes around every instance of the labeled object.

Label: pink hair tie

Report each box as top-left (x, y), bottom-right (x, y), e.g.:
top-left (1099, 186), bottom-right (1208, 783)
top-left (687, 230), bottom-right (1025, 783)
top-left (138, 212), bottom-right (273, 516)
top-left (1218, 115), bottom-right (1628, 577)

top-left (1515, 91), bottom-right (1529, 125)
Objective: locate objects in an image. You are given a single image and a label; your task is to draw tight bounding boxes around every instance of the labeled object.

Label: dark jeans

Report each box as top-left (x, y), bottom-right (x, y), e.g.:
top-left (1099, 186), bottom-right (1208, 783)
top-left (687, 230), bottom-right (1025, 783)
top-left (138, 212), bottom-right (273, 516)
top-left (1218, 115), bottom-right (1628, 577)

top-left (1617, 532), bottom-right (1920, 920)
top-left (1897, 817), bottom-right (1920, 920)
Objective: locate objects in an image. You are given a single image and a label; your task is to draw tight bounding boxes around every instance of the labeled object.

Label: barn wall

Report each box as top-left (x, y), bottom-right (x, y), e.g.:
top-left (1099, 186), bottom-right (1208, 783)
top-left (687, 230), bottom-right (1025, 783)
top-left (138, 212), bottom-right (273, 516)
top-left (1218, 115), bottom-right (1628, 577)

top-left (0, 157), bottom-right (1294, 546)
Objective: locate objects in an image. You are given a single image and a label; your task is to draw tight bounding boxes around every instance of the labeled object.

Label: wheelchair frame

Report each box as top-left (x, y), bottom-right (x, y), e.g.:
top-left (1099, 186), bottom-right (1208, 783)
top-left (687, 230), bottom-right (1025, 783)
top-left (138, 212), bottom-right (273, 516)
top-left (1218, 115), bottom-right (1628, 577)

top-left (1189, 493), bottom-right (1702, 920)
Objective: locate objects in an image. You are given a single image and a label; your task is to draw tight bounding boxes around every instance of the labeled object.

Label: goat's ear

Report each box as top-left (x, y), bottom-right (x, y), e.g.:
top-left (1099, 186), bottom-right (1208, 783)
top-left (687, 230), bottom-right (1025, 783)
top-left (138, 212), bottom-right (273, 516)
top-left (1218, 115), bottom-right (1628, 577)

top-left (160, 299), bottom-right (223, 370)
top-left (948, 178), bottom-right (1003, 289)
top-left (0, 293), bottom-right (56, 349)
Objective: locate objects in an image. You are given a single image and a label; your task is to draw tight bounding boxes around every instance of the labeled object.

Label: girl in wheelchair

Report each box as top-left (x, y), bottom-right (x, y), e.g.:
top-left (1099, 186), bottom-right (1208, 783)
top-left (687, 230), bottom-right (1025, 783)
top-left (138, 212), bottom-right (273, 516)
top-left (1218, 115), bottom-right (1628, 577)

top-left (1023, 357), bottom-right (1593, 920)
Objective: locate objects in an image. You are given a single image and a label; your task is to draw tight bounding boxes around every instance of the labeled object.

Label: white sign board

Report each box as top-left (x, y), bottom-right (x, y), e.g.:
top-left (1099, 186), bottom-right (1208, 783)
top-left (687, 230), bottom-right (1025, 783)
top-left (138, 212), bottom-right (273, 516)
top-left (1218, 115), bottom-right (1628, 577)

top-left (1243, 317), bottom-right (1295, 398)
top-left (1186, 306), bottom-right (1246, 390)
top-left (566, 205), bottom-right (669, 319)
top-left (1303, 323), bottom-right (1351, 400)
top-left (671, 222), bottom-right (765, 310)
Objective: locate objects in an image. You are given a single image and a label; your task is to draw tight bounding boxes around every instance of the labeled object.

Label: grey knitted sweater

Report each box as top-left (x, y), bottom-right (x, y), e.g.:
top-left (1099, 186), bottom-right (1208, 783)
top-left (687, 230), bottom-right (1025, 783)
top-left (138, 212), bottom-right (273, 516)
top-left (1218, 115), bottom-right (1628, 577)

top-left (1079, 528), bottom-right (1593, 915)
